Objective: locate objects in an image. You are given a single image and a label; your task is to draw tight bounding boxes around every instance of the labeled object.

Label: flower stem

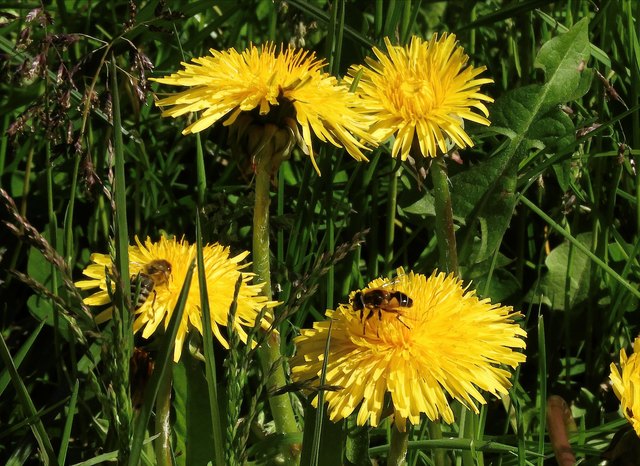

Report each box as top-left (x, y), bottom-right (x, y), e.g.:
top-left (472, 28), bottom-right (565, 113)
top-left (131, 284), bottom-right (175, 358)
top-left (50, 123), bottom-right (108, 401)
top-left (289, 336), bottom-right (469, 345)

top-left (428, 421), bottom-right (446, 466)
top-left (345, 416), bottom-right (372, 466)
top-left (387, 425), bottom-right (409, 466)
top-left (155, 363), bottom-right (172, 466)
top-left (431, 156), bottom-right (458, 273)
top-left (253, 154), bottom-right (300, 464)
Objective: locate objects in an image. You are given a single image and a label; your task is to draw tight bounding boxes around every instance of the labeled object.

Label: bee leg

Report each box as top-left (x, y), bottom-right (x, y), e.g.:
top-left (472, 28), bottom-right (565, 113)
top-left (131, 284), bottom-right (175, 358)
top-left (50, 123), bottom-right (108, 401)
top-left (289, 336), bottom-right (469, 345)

top-left (396, 315), bottom-right (411, 330)
top-left (362, 308), bottom-right (375, 335)
top-left (359, 309), bottom-right (367, 335)
top-left (151, 289), bottom-right (158, 310)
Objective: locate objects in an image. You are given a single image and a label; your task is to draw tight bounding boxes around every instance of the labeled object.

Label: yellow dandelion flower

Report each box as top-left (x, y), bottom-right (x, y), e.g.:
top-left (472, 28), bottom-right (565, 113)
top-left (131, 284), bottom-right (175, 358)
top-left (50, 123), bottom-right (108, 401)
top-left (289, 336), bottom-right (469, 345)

top-left (150, 43), bottom-right (376, 173)
top-left (291, 269), bottom-right (526, 430)
top-left (75, 236), bottom-right (277, 362)
top-left (610, 337), bottom-right (640, 436)
top-left (346, 34), bottom-right (494, 160)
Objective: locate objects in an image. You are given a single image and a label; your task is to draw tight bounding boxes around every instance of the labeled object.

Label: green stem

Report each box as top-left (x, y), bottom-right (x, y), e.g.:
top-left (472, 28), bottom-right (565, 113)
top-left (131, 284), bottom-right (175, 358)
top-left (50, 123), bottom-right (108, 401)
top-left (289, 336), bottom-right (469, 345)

top-left (387, 425), bottom-right (409, 466)
top-left (428, 421), bottom-right (446, 466)
top-left (155, 365), bottom-right (173, 466)
top-left (431, 156), bottom-right (458, 273)
top-left (430, 155), bottom-right (456, 466)
top-left (253, 154), bottom-right (300, 465)
top-left (345, 417), bottom-right (372, 466)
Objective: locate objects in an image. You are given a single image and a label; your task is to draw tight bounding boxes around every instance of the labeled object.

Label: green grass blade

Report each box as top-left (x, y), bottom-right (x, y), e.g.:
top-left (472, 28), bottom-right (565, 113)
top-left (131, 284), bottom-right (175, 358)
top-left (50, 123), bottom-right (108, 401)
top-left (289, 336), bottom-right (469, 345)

top-left (0, 332), bottom-right (57, 465)
top-left (309, 319), bottom-right (334, 466)
top-left (537, 314), bottom-right (546, 466)
top-left (58, 379), bottom-right (80, 465)
top-left (128, 259), bottom-right (196, 466)
top-left (195, 134), bottom-right (206, 206)
top-left (0, 321), bottom-right (44, 397)
top-left (110, 55), bottom-right (133, 462)
top-left (196, 212), bottom-right (225, 466)
top-left (71, 450), bottom-right (119, 466)
top-left (519, 194), bottom-right (640, 299)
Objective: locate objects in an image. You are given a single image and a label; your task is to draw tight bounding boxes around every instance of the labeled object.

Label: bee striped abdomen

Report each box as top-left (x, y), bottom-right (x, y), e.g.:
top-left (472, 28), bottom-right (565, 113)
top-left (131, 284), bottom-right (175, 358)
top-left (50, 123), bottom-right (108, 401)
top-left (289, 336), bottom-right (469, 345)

top-left (130, 259), bottom-right (172, 311)
top-left (131, 274), bottom-right (156, 311)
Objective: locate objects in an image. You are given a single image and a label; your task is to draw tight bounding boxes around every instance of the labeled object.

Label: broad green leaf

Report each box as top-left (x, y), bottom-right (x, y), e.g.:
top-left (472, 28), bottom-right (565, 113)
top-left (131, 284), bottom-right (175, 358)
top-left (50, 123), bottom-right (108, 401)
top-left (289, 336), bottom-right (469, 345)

top-left (26, 225), bottom-right (71, 340)
top-left (172, 355), bottom-right (215, 466)
top-left (465, 257), bottom-right (521, 303)
top-left (526, 232), bottom-right (593, 311)
top-left (453, 18), bottom-right (593, 264)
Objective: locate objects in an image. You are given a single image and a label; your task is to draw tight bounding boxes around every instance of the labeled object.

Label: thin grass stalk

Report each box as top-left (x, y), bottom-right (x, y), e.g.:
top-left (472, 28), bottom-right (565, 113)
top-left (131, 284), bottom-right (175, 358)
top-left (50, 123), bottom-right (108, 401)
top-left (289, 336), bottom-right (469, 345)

top-left (195, 134), bottom-right (206, 206)
top-left (253, 153), bottom-right (300, 465)
top-left (310, 319), bottom-right (334, 466)
top-left (459, 408), bottom-right (480, 466)
top-left (0, 114), bottom-right (8, 178)
top-left (58, 379), bottom-right (79, 466)
top-left (45, 141), bottom-right (63, 385)
top-left (64, 151), bottom-right (81, 267)
top-left (155, 363), bottom-right (172, 466)
top-left (537, 315), bottom-right (547, 466)
top-left (326, 202), bottom-right (335, 308)
top-left (519, 194), bottom-right (640, 299)
top-left (224, 276), bottom-right (244, 466)
top-left (399, 0), bottom-right (412, 43)
top-left (331, 0), bottom-right (345, 76)
top-left (400, 0), bottom-right (422, 45)
top-left (384, 162), bottom-right (399, 274)
top-left (277, 165), bottom-right (285, 266)
top-left (387, 425), bottom-right (409, 466)
top-left (369, 437), bottom-right (521, 456)
top-left (324, 0), bottom-right (344, 76)
top-left (374, 0), bottom-right (384, 37)
top-left (110, 57), bottom-right (133, 463)
top-left (368, 176), bottom-right (380, 277)
top-left (196, 213), bottom-right (225, 466)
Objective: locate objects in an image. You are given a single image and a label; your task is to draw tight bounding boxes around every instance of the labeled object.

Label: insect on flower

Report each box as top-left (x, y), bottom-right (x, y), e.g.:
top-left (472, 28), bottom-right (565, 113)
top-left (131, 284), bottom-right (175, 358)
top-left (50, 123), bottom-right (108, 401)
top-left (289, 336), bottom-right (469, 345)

top-left (131, 259), bottom-right (172, 311)
top-left (350, 280), bottom-right (413, 334)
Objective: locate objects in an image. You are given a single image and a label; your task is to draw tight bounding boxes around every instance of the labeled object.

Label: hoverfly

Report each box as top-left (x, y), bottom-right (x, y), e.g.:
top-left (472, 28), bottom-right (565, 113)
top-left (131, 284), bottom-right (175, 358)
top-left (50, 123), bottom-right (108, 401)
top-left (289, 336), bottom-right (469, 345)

top-left (350, 283), bottom-right (413, 334)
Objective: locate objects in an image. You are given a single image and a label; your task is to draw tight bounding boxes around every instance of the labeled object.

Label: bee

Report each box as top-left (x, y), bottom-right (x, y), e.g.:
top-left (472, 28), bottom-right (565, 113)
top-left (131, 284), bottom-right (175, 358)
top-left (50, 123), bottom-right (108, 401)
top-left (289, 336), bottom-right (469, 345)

top-left (351, 286), bottom-right (413, 334)
top-left (131, 259), bottom-right (172, 311)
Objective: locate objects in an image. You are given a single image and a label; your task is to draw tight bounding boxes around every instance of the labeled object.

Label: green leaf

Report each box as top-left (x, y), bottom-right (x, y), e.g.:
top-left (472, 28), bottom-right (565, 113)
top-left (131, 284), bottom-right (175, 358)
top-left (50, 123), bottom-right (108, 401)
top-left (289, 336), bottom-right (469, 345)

top-left (26, 225), bottom-right (71, 339)
top-left (172, 355), bottom-right (215, 466)
top-left (453, 18), bottom-right (593, 264)
top-left (526, 232), bottom-right (593, 311)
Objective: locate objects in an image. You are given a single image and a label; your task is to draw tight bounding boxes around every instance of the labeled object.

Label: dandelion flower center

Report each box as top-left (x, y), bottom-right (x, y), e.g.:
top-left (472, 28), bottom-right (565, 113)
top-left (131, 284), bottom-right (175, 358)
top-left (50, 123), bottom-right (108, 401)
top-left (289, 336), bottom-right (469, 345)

top-left (347, 34), bottom-right (494, 160)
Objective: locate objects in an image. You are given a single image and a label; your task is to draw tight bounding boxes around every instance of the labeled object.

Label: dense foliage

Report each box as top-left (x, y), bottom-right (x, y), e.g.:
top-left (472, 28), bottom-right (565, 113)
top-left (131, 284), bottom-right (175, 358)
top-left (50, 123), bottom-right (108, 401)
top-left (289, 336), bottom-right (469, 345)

top-left (1, 1), bottom-right (639, 465)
